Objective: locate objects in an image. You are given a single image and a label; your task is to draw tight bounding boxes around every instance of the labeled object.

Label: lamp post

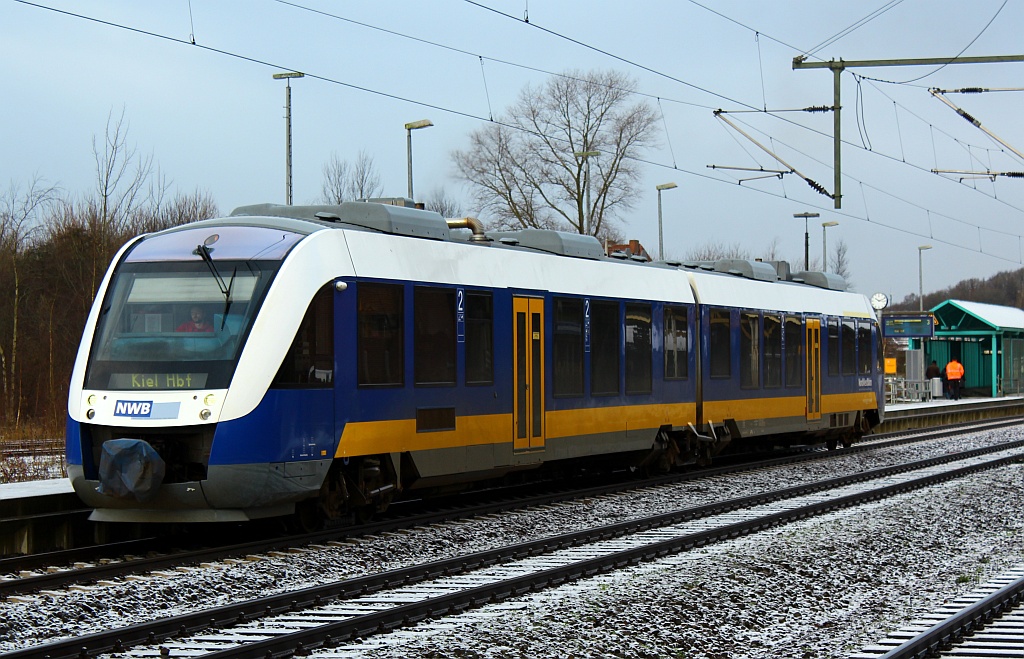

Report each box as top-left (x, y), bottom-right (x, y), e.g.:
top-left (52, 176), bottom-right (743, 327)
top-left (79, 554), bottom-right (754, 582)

top-left (656, 182), bottom-right (677, 261)
top-left (574, 150), bottom-right (599, 234)
top-left (404, 119), bottom-right (433, 201)
top-left (918, 245), bottom-right (933, 311)
top-left (793, 212), bottom-right (820, 271)
top-left (272, 72), bottom-right (304, 205)
top-left (821, 221), bottom-right (838, 272)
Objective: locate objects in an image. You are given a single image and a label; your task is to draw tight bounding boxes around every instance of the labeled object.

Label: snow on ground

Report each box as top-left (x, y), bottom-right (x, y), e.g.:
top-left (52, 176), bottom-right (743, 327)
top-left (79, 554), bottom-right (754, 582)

top-left (1, 428), bottom-right (1023, 657)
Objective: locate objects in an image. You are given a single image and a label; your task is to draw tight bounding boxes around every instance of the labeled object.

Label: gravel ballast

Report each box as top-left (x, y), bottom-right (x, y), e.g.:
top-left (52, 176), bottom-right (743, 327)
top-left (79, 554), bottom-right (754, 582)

top-left (332, 464), bottom-right (1024, 658)
top-left (1, 429), bottom-right (1022, 657)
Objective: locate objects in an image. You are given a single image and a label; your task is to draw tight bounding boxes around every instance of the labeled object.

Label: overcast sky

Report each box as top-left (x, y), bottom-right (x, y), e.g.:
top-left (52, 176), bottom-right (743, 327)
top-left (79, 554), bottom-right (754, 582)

top-left (4, 0), bottom-right (1024, 302)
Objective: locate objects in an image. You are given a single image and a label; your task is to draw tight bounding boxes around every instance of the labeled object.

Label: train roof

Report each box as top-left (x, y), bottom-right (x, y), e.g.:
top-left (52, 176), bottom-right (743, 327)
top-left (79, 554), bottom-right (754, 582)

top-left (213, 201), bottom-right (870, 317)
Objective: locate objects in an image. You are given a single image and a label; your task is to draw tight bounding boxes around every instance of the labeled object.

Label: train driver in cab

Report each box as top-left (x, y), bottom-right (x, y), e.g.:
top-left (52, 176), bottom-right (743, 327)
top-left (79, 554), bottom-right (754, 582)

top-left (177, 306), bottom-right (213, 333)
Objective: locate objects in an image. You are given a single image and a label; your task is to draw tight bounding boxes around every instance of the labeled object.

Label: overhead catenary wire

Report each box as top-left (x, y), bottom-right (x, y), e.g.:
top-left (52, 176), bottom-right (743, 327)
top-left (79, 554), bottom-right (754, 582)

top-left (269, 0), bottom-right (1024, 222)
top-left (846, 0), bottom-right (1010, 86)
top-left (12, 0), bottom-right (1024, 268)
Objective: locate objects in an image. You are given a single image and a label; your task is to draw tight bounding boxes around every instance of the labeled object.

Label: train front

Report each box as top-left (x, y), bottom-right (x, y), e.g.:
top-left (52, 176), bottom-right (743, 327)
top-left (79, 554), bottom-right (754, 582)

top-left (66, 221), bottom-right (313, 522)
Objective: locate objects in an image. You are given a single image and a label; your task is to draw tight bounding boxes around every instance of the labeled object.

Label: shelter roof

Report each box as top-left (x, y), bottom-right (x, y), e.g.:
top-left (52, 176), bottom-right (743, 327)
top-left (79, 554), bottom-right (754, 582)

top-left (931, 299), bottom-right (1024, 332)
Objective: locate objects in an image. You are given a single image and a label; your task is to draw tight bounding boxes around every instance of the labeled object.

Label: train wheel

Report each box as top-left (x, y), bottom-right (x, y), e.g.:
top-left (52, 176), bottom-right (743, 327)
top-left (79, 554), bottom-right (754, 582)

top-left (320, 455), bottom-right (399, 524)
top-left (827, 438), bottom-right (839, 450)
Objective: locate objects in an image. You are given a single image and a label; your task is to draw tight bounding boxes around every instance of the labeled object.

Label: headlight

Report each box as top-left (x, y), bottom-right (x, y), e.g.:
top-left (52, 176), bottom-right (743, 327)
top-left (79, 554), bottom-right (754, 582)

top-left (199, 409), bottom-right (212, 421)
top-left (204, 394), bottom-right (216, 406)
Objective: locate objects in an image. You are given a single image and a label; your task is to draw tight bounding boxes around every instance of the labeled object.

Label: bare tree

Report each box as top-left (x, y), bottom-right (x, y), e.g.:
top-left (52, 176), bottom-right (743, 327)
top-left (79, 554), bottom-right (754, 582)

top-left (319, 150), bottom-right (383, 204)
top-left (683, 241), bottom-right (749, 262)
top-left (135, 190), bottom-right (219, 234)
top-left (423, 187), bottom-right (464, 218)
top-left (93, 108), bottom-right (155, 235)
top-left (831, 237), bottom-right (852, 286)
top-left (86, 109), bottom-right (157, 300)
top-left (0, 177), bottom-right (58, 429)
top-left (453, 70), bottom-right (658, 235)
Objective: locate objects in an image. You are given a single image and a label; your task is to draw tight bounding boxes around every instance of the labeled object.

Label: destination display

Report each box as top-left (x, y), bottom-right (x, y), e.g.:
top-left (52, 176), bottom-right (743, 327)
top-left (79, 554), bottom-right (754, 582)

top-left (882, 314), bottom-right (935, 338)
top-left (108, 372), bottom-right (209, 389)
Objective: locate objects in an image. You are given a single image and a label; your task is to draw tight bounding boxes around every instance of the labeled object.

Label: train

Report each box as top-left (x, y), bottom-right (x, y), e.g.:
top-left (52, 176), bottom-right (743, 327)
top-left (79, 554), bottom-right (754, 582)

top-left (66, 200), bottom-right (884, 525)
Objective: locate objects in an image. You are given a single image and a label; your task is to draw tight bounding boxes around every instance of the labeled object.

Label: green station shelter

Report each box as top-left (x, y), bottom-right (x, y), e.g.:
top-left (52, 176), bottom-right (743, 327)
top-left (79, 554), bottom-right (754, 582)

top-left (921, 299), bottom-right (1024, 398)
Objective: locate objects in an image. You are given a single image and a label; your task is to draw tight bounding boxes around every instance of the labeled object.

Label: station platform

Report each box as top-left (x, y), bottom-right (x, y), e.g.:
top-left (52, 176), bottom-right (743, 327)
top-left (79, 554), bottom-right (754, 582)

top-left (878, 394), bottom-right (1024, 433)
top-left (0, 476), bottom-right (85, 556)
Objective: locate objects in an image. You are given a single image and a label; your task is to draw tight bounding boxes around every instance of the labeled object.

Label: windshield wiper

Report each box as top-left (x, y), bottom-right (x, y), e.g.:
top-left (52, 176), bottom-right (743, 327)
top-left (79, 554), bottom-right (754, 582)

top-left (195, 244), bottom-right (236, 329)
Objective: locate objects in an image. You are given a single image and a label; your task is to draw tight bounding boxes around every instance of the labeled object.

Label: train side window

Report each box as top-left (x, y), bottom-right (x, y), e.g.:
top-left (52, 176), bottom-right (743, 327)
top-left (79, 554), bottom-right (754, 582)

top-left (827, 318), bottom-right (840, 376)
top-left (763, 313), bottom-right (782, 388)
top-left (465, 292), bottom-right (493, 385)
top-left (414, 286), bottom-right (457, 386)
top-left (664, 306), bottom-right (688, 380)
top-left (553, 297), bottom-right (584, 397)
top-left (784, 315), bottom-right (804, 388)
top-left (740, 312), bottom-right (760, 389)
top-left (857, 320), bottom-right (872, 374)
top-left (625, 303), bottom-right (652, 395)
top-left (709, 309), bottom-right (731, 379)
top-left (590, 300), bottom-right (620, 396)
top-left (272, 283), bottom-right (335, 388)
top-left (357, 283), bottom-right (404, 387)
top-left (841, 318), bottom-right (856, 376)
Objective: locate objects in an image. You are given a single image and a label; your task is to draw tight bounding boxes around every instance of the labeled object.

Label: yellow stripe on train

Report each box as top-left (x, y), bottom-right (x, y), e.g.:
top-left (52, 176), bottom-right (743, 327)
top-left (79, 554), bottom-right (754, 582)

top-left (335, 394), bottom-right (878, 458)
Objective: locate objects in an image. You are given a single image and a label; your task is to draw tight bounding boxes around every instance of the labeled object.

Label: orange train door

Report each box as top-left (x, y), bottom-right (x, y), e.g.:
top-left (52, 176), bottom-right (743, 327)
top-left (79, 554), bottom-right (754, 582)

top-left (806, 318), bottom-right (822, 421)
top-left (513, 297), bottom-right (545, 451)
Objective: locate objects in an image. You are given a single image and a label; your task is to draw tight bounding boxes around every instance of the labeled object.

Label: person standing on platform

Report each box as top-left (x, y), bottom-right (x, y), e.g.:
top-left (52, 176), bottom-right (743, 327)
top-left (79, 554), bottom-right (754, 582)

top-left (925, 360), bottom-right (940, 380)
top-left (945, 358), bottom-right (965, 400)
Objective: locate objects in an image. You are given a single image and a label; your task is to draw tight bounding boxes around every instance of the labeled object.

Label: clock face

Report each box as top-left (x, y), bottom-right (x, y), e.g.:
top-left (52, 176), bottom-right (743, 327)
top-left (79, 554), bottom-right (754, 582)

top-left (870, 292), bottom-right (889, 310)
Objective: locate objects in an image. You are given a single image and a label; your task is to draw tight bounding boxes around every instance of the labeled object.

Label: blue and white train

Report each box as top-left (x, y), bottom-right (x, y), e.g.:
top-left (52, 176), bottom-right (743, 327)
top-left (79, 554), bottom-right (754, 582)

top-left (66, 201), bottom-right (884, 524)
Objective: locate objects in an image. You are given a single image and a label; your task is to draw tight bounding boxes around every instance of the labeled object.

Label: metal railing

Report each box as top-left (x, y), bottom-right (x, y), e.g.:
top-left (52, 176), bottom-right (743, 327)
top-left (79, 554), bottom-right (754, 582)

top-left (885, 377), bottom-right (934, 404)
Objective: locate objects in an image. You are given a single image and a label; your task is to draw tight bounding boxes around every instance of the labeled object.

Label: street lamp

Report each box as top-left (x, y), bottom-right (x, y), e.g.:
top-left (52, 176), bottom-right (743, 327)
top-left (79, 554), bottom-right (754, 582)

top-left (405, 119), bottom-right (433, 200)
top-left (272, 71), bottom-right (304, 205)
top-left (574, 150), bottom-right (599, 234)
top-left (918, 245), bottom-right (933, 311)
top-left (821, 221), bottom-right (838, 272)
top-left (793, 212), bottom-right (820, 271)
top-left (656, 182), bottom-right (678, 261)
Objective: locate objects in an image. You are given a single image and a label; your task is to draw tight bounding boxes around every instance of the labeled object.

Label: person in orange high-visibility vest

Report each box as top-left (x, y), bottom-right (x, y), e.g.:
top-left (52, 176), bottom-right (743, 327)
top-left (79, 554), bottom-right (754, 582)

top-left (945, 359), bottom-right (965, 400)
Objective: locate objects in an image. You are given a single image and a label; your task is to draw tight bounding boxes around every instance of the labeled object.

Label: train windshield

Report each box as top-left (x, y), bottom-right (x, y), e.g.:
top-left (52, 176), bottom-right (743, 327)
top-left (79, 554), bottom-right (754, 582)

top-left (84, 260), bottom-right (278, 391)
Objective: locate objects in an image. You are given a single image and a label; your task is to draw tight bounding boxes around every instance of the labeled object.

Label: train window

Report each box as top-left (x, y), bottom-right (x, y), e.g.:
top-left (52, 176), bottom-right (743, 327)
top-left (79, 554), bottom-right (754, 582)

top-left (827, 318), bottom-right (840, 376)
top-left (709, 309), bottom-right (731, 379)
top-left (740, 312), bottom-right (760, 389)
top-left (272, 283), bottom-right (335, 388)
top-left (357, 283), bottom-right (404, 386)
top-left (414, 287), bottom-right (457, 386)
top-left (763, 313), bottom-right (782, 388)
top-left (465, 292), bottom-right (493, 385)
top-left (858, 320), bottom-right (872, 374)
top-left (841, 319), bottom-right (856, 376)
top-left (784, 315), bottom-right (804, 388)
top-left (590, 300), bottom-right (620, 396)
top-left (553, 297), bottom-right (584, 397)
top-left (625, 303), bottom-right (652, 395)
top-left (664, 306), bottom-right (688, 380)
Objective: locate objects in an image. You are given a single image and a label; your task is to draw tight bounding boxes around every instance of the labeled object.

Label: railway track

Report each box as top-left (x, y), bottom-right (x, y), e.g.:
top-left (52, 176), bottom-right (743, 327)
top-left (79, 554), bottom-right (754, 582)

top-left (3, 418), bottom-right (1018, 598)
top-left (0, 439), bottom-right (63, 460)
top-left (3, 439), bottom-right (1023, 659)
top-left (852, 564), bottom-right (1024, 658)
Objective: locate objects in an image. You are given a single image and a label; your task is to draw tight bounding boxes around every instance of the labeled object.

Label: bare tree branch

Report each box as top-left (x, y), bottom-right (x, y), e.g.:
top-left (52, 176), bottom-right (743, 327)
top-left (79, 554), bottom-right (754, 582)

top-left (318, 150), bottom-right (384, 204)
top-left (453, 70), bottom-right (658, 235)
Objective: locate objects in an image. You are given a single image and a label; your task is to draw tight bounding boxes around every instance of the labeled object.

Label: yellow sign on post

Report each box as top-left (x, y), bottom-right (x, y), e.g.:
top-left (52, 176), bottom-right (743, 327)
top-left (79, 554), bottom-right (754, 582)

top-left (884, 358), bottom-right (897, 375)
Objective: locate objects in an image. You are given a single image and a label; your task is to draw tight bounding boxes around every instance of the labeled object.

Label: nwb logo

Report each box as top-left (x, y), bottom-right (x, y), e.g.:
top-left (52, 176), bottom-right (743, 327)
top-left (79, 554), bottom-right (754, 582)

top-left (114, 401), bottom-right (153, 417)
